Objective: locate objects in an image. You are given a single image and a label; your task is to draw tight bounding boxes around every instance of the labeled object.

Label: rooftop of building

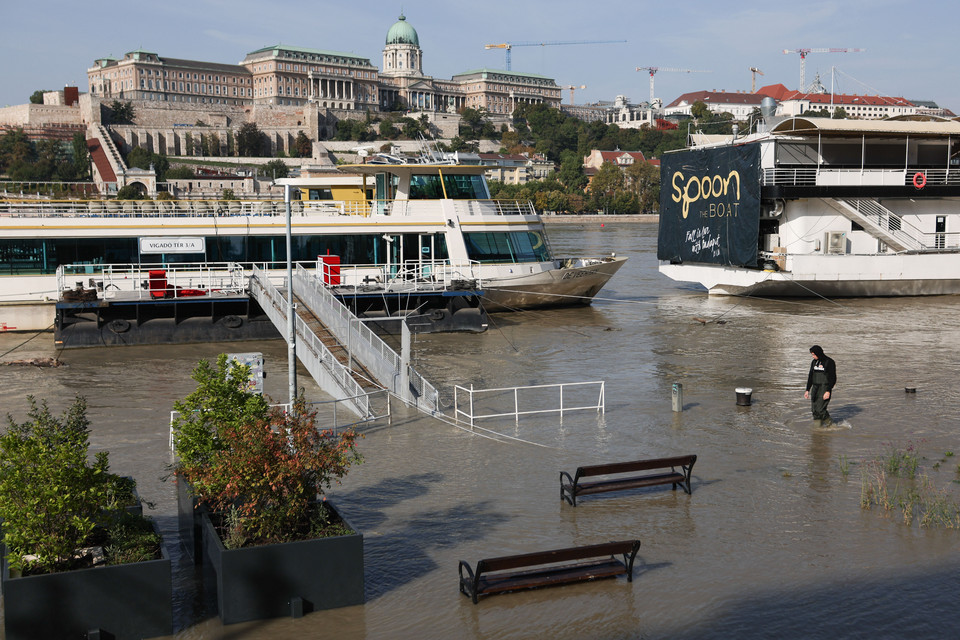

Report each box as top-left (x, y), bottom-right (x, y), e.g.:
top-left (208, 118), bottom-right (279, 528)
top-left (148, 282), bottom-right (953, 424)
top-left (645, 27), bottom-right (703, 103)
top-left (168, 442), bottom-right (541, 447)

top-left (243, 44), bottom-right (374, 65)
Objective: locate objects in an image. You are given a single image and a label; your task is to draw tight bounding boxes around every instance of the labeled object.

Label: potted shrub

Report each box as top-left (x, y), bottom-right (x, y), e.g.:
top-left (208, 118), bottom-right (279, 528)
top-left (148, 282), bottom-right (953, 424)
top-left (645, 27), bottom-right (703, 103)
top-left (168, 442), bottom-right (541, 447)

top-left (0, 396), bottom-right (172, 640)
top-left (171, 355), bottom-right (364, 624)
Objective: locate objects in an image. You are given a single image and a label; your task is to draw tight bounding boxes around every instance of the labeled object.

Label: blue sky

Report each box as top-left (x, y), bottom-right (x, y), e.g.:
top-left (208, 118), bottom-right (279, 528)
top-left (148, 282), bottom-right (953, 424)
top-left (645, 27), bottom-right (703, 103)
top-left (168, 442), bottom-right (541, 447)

top-left (4, 0), bottom-right (957, 113)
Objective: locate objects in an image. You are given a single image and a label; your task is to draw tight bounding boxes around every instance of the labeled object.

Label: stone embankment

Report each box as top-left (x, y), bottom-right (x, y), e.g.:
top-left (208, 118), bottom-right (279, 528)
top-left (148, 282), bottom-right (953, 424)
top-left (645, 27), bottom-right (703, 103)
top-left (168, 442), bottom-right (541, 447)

top-left (540, 214), bottom-right (658, 223)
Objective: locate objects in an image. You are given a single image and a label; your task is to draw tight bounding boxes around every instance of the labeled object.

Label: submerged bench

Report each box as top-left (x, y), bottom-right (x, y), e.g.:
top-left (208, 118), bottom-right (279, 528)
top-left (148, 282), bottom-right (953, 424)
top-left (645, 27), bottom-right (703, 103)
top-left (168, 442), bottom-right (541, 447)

top-left (560, 454), bottom-right (697, 506)
top-left (458, 540), bottom-right (641, 604)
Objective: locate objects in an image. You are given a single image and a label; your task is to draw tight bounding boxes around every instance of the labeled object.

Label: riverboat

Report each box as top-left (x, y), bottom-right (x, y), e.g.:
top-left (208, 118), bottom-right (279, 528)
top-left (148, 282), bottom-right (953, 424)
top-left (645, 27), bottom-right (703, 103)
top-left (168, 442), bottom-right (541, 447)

top-left (0, 162), bottom-right (625, 331)
top-left (657, 113), bottom-right (960, 297)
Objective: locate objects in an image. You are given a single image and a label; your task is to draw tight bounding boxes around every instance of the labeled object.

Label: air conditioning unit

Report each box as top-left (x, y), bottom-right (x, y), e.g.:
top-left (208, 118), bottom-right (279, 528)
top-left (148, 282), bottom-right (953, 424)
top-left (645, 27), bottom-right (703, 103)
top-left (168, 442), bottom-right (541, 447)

top-left (825, 231), bottom-right (847, 254)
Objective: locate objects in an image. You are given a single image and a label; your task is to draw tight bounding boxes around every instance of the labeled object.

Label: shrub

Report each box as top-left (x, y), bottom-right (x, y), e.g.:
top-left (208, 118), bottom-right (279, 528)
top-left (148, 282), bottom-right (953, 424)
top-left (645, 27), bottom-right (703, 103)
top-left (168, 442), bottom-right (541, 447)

top-left (171, 356), bottom-right (362, 547)
top-left (0, 396), bottom-right (160, 575)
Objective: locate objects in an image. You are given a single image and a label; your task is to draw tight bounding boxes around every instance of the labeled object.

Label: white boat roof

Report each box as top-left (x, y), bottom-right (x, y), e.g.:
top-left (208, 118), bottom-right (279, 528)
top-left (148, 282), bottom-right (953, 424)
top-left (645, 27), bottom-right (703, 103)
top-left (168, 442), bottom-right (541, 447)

top-left (771, 116), bottom-right (960, 137)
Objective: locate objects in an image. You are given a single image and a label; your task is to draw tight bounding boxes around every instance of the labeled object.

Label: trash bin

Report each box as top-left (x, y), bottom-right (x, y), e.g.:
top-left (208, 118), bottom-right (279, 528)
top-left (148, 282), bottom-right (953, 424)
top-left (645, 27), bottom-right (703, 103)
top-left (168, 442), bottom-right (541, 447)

top-left (735, 387), bottom-right (753, 406)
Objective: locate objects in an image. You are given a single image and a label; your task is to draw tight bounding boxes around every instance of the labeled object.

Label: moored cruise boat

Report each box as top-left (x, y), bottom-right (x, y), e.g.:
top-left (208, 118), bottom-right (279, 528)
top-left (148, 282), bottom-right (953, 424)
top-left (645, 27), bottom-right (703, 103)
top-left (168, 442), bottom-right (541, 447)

top-left (657, 114), bottom-right (960, 297)
top-left (0, 162), bottom-right (625, 331)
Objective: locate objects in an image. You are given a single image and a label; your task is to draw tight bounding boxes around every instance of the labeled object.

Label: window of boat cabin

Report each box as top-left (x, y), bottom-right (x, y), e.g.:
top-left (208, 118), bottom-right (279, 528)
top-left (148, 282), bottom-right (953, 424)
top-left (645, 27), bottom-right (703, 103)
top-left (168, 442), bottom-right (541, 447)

top-left (408, 173), bottom-right (489, 199)
top-left (463, 231), bottom-right (551, 264)
top-left (307, 188), bottom-right (333, 200)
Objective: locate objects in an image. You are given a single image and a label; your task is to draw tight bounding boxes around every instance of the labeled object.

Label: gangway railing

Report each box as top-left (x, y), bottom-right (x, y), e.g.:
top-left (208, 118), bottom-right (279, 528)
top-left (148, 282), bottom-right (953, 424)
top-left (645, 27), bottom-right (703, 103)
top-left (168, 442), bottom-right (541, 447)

top-left (249, 265), bottom-right (371, 418)
top-left (453, 381), bottom-right (605, 427)
top-left (294, 263), bottom-right (441, 414)
top-left (169, 390), bottom-right (390, 450)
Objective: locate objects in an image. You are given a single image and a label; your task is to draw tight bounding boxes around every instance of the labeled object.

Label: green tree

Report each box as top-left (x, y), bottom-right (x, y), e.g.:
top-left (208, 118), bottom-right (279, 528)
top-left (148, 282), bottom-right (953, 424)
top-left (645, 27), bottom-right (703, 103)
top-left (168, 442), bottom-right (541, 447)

top-left (294, 130), bottom-right (311, 157)
top-left (237, 122), bottom-right (267, 157)
top-left (378, 119), bottom-right (398, 139)
top-left (832, 107), bottom-right (848, 119)
top-left (263, 158), bottom-right (289, 179)
top-left (625, 160), bottom-right (660, 213)
top-left (29, 90), bottom-right (47, 104)
top-left (166, 166), bottom-right (195, 179)
top-left (589, 161), bottom-right (625, 213)
top-left (108, 100), bottom-right (135, 125)
top-left (71, 132), bottom-right (90, 180)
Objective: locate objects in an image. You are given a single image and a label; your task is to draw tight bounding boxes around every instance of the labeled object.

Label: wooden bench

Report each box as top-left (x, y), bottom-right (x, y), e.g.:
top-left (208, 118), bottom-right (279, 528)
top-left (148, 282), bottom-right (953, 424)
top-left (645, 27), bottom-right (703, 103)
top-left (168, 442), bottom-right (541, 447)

top-left (458, 540), bottom-right (641, 604)
top-left (560, 454), bottom-right (697, 506)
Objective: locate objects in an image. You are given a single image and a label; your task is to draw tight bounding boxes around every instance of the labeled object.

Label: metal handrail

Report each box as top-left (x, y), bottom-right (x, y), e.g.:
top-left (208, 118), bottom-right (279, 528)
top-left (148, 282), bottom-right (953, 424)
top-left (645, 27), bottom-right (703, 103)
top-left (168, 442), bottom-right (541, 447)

top-left (453, 381), bottom-right (605, 427)
top-left (763, 166), bottom-right (960, 187)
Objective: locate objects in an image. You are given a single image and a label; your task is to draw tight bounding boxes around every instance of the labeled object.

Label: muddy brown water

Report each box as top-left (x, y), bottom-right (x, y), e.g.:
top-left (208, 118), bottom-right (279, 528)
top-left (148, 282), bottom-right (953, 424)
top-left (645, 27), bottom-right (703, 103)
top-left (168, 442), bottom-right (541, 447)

top-left (2, 223), bottom-right (959, 639)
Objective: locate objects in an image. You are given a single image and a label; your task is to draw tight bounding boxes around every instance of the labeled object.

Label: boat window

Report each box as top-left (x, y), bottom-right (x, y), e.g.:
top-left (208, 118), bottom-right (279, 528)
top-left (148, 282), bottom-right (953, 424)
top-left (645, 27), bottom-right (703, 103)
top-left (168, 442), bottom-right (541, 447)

top-left (441, 173), bottom-right (488, 199)
top-left (463, 231), bottom-right (551, 264)
top-left (409, 174), bottom-right (445, 199)
top-left (307, 188), bottom-right (334, 200)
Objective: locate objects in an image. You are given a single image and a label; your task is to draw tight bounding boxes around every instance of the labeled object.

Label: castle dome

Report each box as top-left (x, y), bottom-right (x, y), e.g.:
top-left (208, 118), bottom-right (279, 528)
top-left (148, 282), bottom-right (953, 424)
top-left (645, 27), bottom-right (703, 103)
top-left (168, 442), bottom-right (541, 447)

top-left (385, 14), bottom-right (419, 46)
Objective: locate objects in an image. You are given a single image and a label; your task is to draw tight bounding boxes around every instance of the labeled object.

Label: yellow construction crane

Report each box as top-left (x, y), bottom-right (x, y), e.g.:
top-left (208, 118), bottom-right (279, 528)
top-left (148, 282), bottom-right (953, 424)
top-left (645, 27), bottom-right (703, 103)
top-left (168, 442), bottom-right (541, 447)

top-left (635, 67), bottom-right (712, 105)
top-left (750, 67), bottom-right (764, 93)
top-left (782, 48), bottom-right (864, 91)
top-left (485, 40), bottom-right (626, 71)
top-left (563, 84), bottom-right (586, 105)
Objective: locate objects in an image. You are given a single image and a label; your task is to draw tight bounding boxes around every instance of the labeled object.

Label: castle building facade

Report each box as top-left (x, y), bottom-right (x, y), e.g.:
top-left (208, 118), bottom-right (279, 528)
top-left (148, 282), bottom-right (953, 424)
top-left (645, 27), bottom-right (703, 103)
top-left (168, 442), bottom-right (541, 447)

top-left (85, 14), bottom-right (559, 115)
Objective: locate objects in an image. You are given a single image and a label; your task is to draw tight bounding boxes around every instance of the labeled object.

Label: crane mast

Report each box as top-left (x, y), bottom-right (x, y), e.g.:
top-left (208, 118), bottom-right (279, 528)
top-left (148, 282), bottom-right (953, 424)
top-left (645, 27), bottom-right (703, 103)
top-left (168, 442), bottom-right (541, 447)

top-left (782, 48), bottom-right (864, 91)
top-left (635, 67), bottom-right (711, 106)
top-left (484, 39), bottom-right (626, 71)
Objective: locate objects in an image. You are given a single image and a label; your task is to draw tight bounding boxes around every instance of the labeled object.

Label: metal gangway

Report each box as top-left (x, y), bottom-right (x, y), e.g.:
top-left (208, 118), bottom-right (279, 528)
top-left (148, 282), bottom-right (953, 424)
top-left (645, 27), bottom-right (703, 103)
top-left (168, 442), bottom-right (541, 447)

top-left (248, 264), bottom-right (440, 419)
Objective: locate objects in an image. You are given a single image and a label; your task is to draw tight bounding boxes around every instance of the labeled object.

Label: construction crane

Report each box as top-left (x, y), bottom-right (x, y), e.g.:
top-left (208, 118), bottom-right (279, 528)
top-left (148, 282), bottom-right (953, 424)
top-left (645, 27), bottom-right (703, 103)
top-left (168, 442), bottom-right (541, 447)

top-left (750, 67), bottom-right (764, 93)
top-left (635, 67), bottom-right (712, 105)
top-left (485, 40), bottom-right (626, 71)
top-left (563, 84), bottom-right (586, 105)
top-left (782, 48), bottom-right (864, 92)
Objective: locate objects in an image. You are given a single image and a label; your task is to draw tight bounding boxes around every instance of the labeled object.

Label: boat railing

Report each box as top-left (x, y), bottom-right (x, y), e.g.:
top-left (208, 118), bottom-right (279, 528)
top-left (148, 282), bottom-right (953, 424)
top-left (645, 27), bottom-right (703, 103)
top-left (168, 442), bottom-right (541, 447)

top-left (763, 167), bottom-right (960, 188)
top-left (56, 262), bottom-right (247, 300)
top-left (326, 260), bottom-right (484, 292)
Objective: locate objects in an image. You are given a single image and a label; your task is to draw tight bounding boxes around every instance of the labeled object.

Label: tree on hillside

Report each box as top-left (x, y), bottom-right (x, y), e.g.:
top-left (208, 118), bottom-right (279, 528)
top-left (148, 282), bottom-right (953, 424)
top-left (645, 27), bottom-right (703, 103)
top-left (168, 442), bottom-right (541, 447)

top-left (237, 122), bottom-right (268, 157)
top-left (29, 90), bottom-right (47, 105)
top-left (263, 158), bottom-right (289, 179)
top-left (625, 161), bottom-right (660, 213)
top-left (589, 161), bottom-right (627, 213)
top-left (293, 131), bottom-right (311, 158)
top-left (108, 100), bottom-right (136, 125)
top-left (71, 132), bottom-right (90, 180)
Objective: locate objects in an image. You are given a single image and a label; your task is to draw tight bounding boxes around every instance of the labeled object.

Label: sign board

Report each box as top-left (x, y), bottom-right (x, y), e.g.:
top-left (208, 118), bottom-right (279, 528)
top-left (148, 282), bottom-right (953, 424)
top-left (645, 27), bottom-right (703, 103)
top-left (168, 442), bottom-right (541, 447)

top-left (227, 352), bottom-right (264, 395)
top-left (657, 144), bottom-right (761, 267)
top-left (139, 237), bottom-right (206, 255)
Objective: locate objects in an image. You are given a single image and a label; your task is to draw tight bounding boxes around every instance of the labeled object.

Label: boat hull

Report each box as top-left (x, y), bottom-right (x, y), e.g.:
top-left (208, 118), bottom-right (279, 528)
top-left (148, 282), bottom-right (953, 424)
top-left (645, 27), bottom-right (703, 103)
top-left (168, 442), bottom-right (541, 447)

top-left (660, 252), bottom-right (960, 297)
top-left (482, 256), bottom-right (627, 311)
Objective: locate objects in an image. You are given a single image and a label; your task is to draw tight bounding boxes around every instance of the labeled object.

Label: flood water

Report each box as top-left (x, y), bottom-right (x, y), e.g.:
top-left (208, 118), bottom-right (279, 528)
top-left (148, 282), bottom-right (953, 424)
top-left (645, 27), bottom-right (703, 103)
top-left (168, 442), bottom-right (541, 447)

top-left (2, 222), bottom-right (960, 639)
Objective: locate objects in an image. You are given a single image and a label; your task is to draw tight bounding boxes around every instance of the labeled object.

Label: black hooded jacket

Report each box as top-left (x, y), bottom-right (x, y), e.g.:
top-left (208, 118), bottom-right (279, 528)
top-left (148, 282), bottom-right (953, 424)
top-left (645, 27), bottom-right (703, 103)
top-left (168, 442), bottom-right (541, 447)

top-left (806, 345), bottom-right (837, 392)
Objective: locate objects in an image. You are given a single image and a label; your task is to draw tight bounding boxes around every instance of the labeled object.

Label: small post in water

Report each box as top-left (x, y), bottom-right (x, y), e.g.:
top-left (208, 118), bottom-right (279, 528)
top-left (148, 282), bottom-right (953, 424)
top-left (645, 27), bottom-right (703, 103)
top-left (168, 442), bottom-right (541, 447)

top-left (672, 382), bottom-right (683, 412)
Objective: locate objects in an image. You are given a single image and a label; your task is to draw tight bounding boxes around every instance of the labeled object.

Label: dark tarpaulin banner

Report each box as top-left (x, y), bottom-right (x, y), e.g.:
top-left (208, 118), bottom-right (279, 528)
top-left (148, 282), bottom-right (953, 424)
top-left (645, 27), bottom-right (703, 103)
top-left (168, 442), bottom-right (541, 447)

top-left (657, 144), bottom-right (761, 266)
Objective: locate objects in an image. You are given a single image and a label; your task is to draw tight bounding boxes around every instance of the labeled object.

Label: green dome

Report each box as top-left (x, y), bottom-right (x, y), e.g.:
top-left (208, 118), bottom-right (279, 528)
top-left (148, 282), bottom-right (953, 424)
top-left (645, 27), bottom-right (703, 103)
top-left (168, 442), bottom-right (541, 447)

top-left (386, 14), bottom-right (419, 46)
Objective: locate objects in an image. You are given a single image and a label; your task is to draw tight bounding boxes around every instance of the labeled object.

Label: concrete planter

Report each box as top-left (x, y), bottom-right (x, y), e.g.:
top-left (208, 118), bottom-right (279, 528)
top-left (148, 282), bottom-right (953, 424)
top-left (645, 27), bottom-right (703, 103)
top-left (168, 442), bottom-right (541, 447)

top-left (200, 501), bottom-right (364, 624)
top-left (1, 522), bottom-right (172, 640)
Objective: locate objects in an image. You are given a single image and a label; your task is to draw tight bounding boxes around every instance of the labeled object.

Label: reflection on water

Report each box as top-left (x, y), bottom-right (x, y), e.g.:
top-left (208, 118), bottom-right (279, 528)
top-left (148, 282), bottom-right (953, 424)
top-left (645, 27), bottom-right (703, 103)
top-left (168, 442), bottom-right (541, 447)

top-left (2, 222), bottom-right (960, 639)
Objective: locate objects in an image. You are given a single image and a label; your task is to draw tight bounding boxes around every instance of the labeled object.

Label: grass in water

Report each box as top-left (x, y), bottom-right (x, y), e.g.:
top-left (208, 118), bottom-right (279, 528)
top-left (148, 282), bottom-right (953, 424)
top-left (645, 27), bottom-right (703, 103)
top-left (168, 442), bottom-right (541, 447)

top-left (857, 441), bottom-right (960, 529)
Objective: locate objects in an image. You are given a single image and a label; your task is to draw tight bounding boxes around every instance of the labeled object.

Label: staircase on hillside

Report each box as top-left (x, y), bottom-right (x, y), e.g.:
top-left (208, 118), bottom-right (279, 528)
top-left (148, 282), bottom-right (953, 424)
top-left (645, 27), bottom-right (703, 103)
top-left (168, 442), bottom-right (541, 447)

top-left (86, 124), bottom-right (127, 191)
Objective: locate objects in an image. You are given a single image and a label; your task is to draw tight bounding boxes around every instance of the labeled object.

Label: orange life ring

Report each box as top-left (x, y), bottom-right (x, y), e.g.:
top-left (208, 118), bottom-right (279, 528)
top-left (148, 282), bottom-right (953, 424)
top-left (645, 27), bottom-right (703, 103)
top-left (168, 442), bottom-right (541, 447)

top-left (913, 172), bottom-right (927, 189)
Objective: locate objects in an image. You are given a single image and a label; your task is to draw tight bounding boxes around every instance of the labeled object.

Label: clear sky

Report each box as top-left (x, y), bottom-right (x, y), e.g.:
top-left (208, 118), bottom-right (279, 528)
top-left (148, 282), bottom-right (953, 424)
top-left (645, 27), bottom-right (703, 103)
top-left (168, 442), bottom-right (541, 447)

top-left (3, 0), bottom-right (957, 113)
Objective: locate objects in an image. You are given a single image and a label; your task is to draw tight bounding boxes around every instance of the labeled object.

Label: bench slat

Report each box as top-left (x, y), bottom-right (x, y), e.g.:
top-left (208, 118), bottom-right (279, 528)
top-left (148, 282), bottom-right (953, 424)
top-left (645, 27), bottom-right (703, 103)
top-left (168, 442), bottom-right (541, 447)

top-left (478, 540), bottom-right (638, 573)
top-left (478, 560), bottom-right (626, 594)
top-left (560, 455), bottom-right (697, 506)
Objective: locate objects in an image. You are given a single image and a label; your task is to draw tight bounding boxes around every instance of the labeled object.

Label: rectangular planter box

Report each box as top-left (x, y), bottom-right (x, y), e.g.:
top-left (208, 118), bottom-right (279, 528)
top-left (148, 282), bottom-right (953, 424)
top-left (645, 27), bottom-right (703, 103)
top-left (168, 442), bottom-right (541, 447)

top-left (201, 500), bottom-right (364, 624)
top-left (176, 475), bottom-right (205, 563)
top-left (1, 523), bottom-right (173, 640)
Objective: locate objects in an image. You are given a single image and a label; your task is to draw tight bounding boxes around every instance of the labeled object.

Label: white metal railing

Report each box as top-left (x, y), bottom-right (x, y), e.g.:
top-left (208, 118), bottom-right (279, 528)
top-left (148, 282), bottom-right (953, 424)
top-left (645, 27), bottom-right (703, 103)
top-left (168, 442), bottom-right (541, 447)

top-left (839, 199), bottom-right (927, 251)
top-left (763, 166), bottom-right (960, 187)
top-left (294, 263), bottom-right (441, 413)
top-left (0, 197), bottom-right (536, 219)
top-left (57, 262), bottom-right (246, 299)
top-left (249, 265), bottom-right (370, 418)
top-left (453, 381), bottom-right (605, 427)
top-left (327, 259), bottom-right (483, 291)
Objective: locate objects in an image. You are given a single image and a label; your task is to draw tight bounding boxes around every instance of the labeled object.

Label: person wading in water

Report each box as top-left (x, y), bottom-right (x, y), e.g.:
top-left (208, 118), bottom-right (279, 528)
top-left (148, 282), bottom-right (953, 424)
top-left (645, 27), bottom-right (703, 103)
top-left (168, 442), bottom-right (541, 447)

top-left (804, 345), bottom-right (837, 427)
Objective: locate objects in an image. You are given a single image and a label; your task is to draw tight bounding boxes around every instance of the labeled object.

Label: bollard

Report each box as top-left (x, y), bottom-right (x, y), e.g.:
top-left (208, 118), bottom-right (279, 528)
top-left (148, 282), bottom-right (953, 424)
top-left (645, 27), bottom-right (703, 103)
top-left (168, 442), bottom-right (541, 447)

top-left (735, 387), bottom-right (753, 406)
top-left (905, 387), bottom-right (917, 394)
top-left (672, 383), bottom-right (683, 412)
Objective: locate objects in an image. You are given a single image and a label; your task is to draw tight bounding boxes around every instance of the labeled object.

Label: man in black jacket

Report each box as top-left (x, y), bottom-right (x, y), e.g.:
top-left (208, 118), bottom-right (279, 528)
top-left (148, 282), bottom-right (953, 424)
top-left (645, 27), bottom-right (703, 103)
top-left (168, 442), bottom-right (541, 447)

top-left (804, 345), bottom-right (837, 427)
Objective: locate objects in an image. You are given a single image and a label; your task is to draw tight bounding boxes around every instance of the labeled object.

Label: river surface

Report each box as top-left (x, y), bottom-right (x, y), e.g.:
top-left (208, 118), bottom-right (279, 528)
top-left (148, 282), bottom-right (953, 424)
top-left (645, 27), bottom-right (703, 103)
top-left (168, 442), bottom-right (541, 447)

top-left (2, 222), bottom-right (960, 639)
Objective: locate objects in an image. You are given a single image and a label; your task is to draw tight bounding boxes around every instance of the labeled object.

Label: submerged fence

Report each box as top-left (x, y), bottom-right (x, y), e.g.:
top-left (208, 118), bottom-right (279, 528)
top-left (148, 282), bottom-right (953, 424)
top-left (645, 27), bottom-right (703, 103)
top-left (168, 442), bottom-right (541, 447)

top-left (453, 381), bottom-right (605, 427)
